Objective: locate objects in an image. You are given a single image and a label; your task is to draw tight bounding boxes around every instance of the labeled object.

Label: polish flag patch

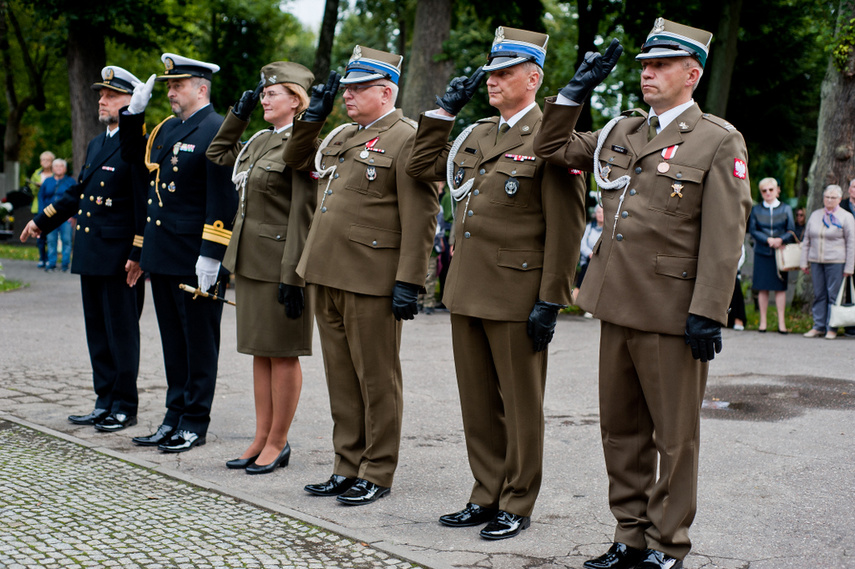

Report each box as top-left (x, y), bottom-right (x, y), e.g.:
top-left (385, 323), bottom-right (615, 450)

top-left (733, 159), bottom-right (747, 179)
top-left (569, 168), bottom-right (584, 175)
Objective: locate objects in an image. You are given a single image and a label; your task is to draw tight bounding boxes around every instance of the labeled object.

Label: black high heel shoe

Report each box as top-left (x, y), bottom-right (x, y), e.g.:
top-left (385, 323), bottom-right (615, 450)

top-left (226, 453), bottom-right (260, 469)
top-left (246, 443), bottom-right (291, 475)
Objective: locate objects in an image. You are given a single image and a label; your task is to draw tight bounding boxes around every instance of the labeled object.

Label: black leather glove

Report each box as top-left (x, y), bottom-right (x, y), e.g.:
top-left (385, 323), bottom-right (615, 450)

top-left (685, 314), bottom-right (722, 363)
top-left (232, 78), bottom-right (265, 121)
top-left (278, 283), bottom-right (304, 319)
top-left (558, 38), bottom-right (623, 103)
top-left (303, 71), bottom-right (341, 123)
top-left (436, 67), bottom-right (486, 116)
top-left (527, 300), bottom-right (564, 352)
top-left (391, 281), bottom-right (420, 321)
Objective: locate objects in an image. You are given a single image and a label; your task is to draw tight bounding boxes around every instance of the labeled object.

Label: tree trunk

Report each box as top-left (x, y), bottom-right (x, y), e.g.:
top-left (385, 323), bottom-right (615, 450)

top-left (573, 0), bottom-right (604, 133)
top-left (805, 0), bottom-right (855, 214)
top-left (705, 0), bottom-right (742, 117)
top-left (313, 0), bottom-right (340, 82)
top-left (401, 0), bottom-right (452, 118)
top-left (66, 21), bottom-right (104, 177)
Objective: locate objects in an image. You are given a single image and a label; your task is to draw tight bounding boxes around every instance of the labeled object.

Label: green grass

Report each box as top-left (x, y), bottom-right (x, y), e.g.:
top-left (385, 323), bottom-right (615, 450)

top-left (0, 243), bottom-right (38, 261)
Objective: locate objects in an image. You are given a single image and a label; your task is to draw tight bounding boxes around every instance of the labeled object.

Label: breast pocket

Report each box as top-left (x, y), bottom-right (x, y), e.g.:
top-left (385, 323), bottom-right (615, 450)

top-left (347, 154), bottom-right (393, 197)
top-left (489, 161), bottom-right (537, 208)
top-left (252, 159), bottom-right (286, 196)
top-left (648, 162), bottom-right (705, 218)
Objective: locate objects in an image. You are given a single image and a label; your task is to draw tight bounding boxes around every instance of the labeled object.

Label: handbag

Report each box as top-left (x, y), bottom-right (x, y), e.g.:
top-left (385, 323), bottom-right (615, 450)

top-left (829, 276), bottom-right (855, 328)
top-left (774, 231), bottom-right (802, 274)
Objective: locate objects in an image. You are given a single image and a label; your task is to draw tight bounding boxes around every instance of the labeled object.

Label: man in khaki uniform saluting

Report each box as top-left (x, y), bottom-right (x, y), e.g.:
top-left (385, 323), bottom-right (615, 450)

top-left (534, 19), bottom-right (752, 569)
top-left (407, 26), bottom-right (586, 540)
top-left (282, 47), bottom-right (439, 505)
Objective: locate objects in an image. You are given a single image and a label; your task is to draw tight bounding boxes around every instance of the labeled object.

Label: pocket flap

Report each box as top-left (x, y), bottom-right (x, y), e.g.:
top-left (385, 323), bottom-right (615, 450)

top-left (348, 224), bottom-right (401, 249)
top-left (497, 249), bottom-right (544, 271)
top-left (496, 161), bottom-right (536, 178)
top-left (655, 254), bottom-right (697, 279)
top-left (354, 154), bottom-right (393, 169)
top-left (656, 163), bottom-right (704, 184)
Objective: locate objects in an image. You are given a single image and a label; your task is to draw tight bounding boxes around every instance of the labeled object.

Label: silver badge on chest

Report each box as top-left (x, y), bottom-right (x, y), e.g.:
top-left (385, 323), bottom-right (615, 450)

top-left (365, 166), bottom-right (377, 181)
top-left (505, 176), bottom-right (519, 196)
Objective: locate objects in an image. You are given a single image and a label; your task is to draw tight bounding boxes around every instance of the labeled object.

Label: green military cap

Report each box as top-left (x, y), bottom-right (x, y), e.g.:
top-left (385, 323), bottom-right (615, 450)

top-left (157, 53), bottom-right (220, 82)
top-left (260, 61), bottom-right (314, 93)
top-left (482, 26), bottom-right (549, 71)
top-left (91, 66), bottom-right (141, 94)
top-left (340, 46), bottom-right (402, 85)
top-left (636, 18), bottom-right (713, 68)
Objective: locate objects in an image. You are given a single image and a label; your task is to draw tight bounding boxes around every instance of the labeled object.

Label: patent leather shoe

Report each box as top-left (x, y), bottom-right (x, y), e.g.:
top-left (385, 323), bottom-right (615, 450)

top-left (94, 413), bottom-right (137, 432)
top-left (132, 424), bottom-right (176, 446)
top-left (304, 474), bottom-right (358, 496)
top-left (335, 478), bottom-right (390, 505)
top-left (439, 503), bottom-right (498, 527)
top-left (158, 430), bottom-right (206, 453)
top-left (245, 443), bottom-right (291, 474)
top-left (226, 454), bottom-right (260, 469)
top-left (584, 542), bottom-right (645, 569)
top-left (635, 549), bottom-right (683, 569)
top-left (68, 408), bottom-right (109, 425)
top-left (479, 510), bottom-right (530, 540)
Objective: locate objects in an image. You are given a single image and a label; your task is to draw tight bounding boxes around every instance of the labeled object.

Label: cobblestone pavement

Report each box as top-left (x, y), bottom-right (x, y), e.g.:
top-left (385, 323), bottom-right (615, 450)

top-left (0, 419), bottom-right (422, 569)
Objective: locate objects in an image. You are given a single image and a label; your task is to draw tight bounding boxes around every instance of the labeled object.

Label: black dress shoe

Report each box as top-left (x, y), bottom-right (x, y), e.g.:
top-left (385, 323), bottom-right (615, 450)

top-left (158, 430), bottom-right (206, 453)
top-left (335, 478), bottom-right (390, 505)
top-left (584, 542), bottom-right (645, 569)
top-left (226, 454), bottom-right (260, 469)
top-left (635, 549), bottom-right (683, 569)
top-left (94, 413), bottom-right (137, 432)
top-left (245, 443), bottom-right (291, 475)
top-left (68, 408), bottom-right (109, 425)
top-left (304, 474), bottom-right (357, 496)
top-left (132, 424), bottom-right (176, 446)
top-left (479, 510), bottom-right (530, 540)
top-left (439, 503), bottom-right (498, 527)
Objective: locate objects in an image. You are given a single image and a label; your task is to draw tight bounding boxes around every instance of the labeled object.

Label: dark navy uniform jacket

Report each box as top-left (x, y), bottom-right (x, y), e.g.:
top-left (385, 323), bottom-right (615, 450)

top-left (119, 104), bottom-right (236, 275)
top-left (34, 130), bottom-right (145, 275)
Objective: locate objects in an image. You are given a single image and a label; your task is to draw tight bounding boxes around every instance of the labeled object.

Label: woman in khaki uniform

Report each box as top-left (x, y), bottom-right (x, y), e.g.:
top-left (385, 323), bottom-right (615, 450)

top-left (207, 62), bottom-right (316, 474)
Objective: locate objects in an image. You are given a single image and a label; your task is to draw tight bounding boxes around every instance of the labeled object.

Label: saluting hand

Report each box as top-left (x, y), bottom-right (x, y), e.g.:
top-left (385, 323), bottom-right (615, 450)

top-left (436, 67), bottom-right (486, 116)
top-left (559, 38), bottom-right (623, 103)
top-left (232, 77), bottom-right (266, 121)
top-left (128, 74), bottom-right (156, 115)
top-left (302, 71), bottom-right (342, 123)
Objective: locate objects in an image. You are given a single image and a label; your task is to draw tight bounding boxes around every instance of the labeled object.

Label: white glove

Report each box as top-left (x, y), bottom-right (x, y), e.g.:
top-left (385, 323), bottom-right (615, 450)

top-left (195, 255), bottom-right (221, 292)
top-left (128, 74), bottom-right (156, 114)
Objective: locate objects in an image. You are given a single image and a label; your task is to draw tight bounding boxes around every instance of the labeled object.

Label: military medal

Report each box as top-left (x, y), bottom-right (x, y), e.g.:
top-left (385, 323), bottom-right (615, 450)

top-left (168, 181), bottom-right (177, 192)
top-left (661, 145), bottom-right (678, 160)
top-left (366, 166), bottom-right (377, 181)
top-left (362, 137), bottom-right (384, 159)
top-left (105, 198), bottom-right (113, 207)
top-left (671, 181), bottom-right (684, 198)
top-left (360, 150), bottom-right (370, 159)
top-left (505, 176), bottom-right (519, 196)
top-left (96, 196), bottom-right (103, 205)
top-left (601, 164), bottom-right (611, 180)
top-left (454, 167), bottom-right (466, 186)
top-left (171, 143), bottom-right (180, 165)
top-left (657, 162), bottom-right (670, 173)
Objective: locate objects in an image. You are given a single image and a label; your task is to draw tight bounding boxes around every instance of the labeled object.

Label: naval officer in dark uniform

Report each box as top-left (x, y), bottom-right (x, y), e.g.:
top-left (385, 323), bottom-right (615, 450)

top-left (21, 65), bottom-right (147, 433)
top-left (534, 19), bottom-right (752, 569)
top-left (120, 53), bottom-right (237, 453)
top-left (406, 26), bottom-right (586, 540)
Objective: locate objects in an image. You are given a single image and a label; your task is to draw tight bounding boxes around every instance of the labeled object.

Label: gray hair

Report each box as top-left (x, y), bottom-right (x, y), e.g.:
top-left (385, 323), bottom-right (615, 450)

top-left (52, 158), bottom-right (67, 169)
top-left (824, 184), bottom-right (843, 198)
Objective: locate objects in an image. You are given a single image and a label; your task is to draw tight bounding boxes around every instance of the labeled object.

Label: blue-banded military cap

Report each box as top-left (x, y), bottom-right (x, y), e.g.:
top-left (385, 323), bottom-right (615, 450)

top-left (636, 18), bottom-right (713, 69)
top-left (482, 26), bottom-right (549, 72)
top-left (91, 66), bottom-right (141, 94)
top-left (156, 53), bottom-right (220, 82)
top-left (340, 46), bottom-right (403, 85)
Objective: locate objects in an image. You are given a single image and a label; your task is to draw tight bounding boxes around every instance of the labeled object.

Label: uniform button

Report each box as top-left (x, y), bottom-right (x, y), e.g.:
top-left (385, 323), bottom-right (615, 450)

top-left (162, 183), bottom-right (167, 189)
top-left (90, 196), bottom-right (94, 201)
top-left (334, 173), bottom-right (340, 179)
top-left (511, 170), bottom-right (517, 175)
top-left (86, 212), bottom-right (91, 217)
top-left (150, 181), bottom-right (155, 187)
top-left (479, 168), bottom-right (486, 175)
top-left (522, 262), bottom-right (528, 269)
top-left (467, 210), bottom-right (473, 217)
top-left (79, 194), bottom-right (84, 199)
top-left (621, 211), bottom-right (628, 218)
top-left (629, 189), bottom-right (637, 196)
top-left (464, 231), bottom-right (471, 239)
top-left (635, 167), bottom-right (642, 174)
top-left (321, 206), bottom-right (327, 213)
top-left (78, 209), bottom-right (82, 215)
top-left (76, 225), bottom-right (80, 231)
top-left (266, 166), bottom-right (271, 170)
top-left (372, 240), bottom-right (378, 246)
top-left (676, 172), bottom-right (683, 179)
top-left (369, 158), bottom-right (374, 163)
top-left (156, 220), bottom-right (161, 226)
top-left (326, 190), bottom-right (332, 195)
top-left (682, 271), bottom-right (688, 277)
top-left (276, 235), bottom-right (281, 240)
top-left (148, 198), bottom-right (152, 204)
top-left (84, 227), bottom-right (90, 233)
top-left (339, 157), bottom-right (345, 163)
top-left (100, 181), bottom-right (105, 187)
top-left (146, 217), bottom-right (151, 222)
top-left (473, 189), bottom-right (479, 196)
top-left (616, 234), bottom-right (623, 241)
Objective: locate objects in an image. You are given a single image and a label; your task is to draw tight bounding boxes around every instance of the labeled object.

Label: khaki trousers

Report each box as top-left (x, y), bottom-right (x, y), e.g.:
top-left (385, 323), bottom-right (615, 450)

top-left (598, 321), bottom-right (708, 560)
top-left (451, 314), bottom-right (547, 517)
top-left (313, 285), bottom-right (403, 488)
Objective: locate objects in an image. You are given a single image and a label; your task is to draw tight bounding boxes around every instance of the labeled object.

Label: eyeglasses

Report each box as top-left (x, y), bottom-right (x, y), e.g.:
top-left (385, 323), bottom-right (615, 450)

top-left (340, 84), bottom-right (386, 94)
top-left (261, 90), bottom-right (289, 100)
top-left (760, 188), bottom-right (776, 193)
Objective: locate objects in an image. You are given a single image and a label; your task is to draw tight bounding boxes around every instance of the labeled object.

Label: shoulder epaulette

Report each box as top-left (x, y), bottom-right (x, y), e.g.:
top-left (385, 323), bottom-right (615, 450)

top-left (400, 116), bottom-right (418, 129)
top-left (702, 113), bottom-right (736, 131)
top-left (621, 108), bottom-right (647, 118)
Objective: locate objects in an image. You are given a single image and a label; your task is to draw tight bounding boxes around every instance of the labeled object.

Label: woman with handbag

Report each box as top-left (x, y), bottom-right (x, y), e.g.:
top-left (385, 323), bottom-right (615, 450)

top-left (800, 184), bottom-right (855, 339)
top-left (748, 177), bottom-right (796, 333)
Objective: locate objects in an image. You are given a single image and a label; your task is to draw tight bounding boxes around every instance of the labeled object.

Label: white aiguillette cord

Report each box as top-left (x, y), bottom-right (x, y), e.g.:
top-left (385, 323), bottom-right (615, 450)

top-left (592, 115), bottom-right (632, 239)
top-left (445, 123), bottom-right (478, 223)
top-left (312, 122), bottom-right (357, 209)
top-left (231, 128), bottom-right (271, 198)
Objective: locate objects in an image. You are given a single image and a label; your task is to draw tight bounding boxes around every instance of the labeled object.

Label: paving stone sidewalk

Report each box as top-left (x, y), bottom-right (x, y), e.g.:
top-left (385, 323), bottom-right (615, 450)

top-left (0, 419), bottom-right (422, 569)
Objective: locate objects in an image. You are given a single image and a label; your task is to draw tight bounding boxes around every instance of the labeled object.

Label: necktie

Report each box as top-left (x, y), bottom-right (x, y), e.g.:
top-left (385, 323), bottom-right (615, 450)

top-left (496, 122), bottom-right (510, 144)
top-left (647, 116), bottom-right (659, 142)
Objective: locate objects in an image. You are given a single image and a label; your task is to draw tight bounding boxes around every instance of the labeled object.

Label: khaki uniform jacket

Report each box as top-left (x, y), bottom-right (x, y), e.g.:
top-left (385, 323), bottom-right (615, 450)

top-left (534, 99), bottom-right (752, 335)
top-left (283, 109), bottom-right (439, 296)
top-left (206, 111), bottom-right (316, 285)
top-left (407, 106), bottom-right (586, 321)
